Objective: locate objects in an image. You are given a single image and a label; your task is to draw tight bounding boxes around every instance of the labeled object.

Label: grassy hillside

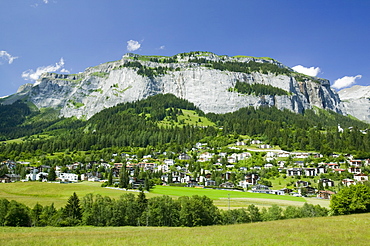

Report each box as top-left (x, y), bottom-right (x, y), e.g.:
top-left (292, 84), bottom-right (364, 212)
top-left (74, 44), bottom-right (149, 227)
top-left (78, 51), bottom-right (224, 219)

top-left (1, 213), bottom-right (369, 245)
top-left (0, 182), bottom-right (329, 209)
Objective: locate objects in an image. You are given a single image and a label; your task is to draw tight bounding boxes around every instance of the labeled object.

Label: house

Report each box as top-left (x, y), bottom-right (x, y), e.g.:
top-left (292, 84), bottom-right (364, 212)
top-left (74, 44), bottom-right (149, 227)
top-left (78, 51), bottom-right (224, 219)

top-left (57, 172), bottom-right (78, 182)
top-left (342, 178), bottom-right (355, 186)
top-left (0, 174), bottom-right (21, 183)
top-left (296, 180), bottom-right (309, 187)
top-left (319, 178), bottom-right (335, 187)
top-left (281, 188), bottom-right (293, 194)
top-left (317, 190), bottom-right (335, 199)
top-left (304, 168), bottom-right (317, 177)
top-left (278, 152), bottom-right (290, 158)
top-left (270, 190), bottom-right (285, 195)
top-left (205, 180), bottom-right (216, 186)
top-left (293, 152), bottom-right (309, 159)
top-left (298, 186), bottom-right (316, 196)
top-left (259, 144), bottom-right (271, 149)
top-left (287, 168), bottom-right (303, 176)
top-left (219, 182), bottom-right (235, 188)
top-left (178, 153), bottom-right (191, 160)
top-left (249, 184), bottom-right (271, 194)
top-left (327, 163), bottom-right (339, 169)
top-left (333, 168), bottom-right (346, 174)
top-left (187, 180), bottom-right (199, 187)
top-left (26, 172), bottom-right (48, 181)
top-left (251, 140), bottom-right (261, 145)
top-left (239, 174), bottom-right (259, 188)
top-left (348, 167), bottom-right (361, 174)
top-left (349, 160), bottom-right (363, 167)
top-left (353, 173), bottom-right (369, 183)
top-left (264, 163), bottom-right (274, 168)
top-left (235, 141), bottom-right (246, 146)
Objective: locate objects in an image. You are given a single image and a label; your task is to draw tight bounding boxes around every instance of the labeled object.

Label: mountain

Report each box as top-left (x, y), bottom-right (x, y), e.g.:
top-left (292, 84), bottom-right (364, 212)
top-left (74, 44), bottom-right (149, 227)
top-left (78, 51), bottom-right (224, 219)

top-left (338, 85), bottom-right (370, 123)
top-left (1, 51), bottom-right (344, 120)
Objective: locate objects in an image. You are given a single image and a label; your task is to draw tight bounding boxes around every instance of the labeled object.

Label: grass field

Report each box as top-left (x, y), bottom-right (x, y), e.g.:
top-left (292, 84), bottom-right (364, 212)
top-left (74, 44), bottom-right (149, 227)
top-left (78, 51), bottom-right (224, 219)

top-left (1, 213), bottom-right (369, 245)
top-left (0, 182), bottom-right (329, 209)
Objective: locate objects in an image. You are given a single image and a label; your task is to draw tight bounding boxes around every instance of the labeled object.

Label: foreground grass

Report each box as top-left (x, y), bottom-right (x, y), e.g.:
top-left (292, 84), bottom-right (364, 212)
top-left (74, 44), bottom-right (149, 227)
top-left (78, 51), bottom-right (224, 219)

top-left (1, 213), bottom-right (369, 245)
top-left (0, 182), bottom-right (329, 209)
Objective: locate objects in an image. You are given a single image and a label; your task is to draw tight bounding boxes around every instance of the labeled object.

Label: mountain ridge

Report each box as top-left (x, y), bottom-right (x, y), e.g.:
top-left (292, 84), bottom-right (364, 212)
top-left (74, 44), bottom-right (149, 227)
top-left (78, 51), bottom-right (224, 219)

top-left (1, 51), bottom-right (344, 120)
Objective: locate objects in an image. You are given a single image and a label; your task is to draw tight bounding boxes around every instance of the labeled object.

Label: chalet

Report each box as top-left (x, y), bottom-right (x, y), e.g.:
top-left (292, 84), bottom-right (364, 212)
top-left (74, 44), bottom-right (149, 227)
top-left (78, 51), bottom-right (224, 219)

top-left (348, 167), bottom-right (361, 174)
top-left (317, 190), bottom-right (335, 199)
top-left (187, 180), bottom-right (199, 187)
top-left (56, 172), bottom-right (78, 182)
top-left (342, 178), bottom-right (355, 186)
top-left (298, 186), bottom-right (316, 196)
top-left (178, 153), bottom-right (191, 160)
top-left (137, 162), bottom-right (156, 171)
top-left (252, 184), bottom-right (270, 191)
top-left (287, 168), bottom-right (303, 176)
top-left (304, 168), bottom-right (317, 177)
top-left (270, 190), bottom-right (285, 195)
top-left (333, 168), bottom-right (346, 174)
top-left (239, 173), bottom-right (259, 188)
top-left (278, 152), bottom-right (290, 158)
top-left (319, 178), bottom-right (335, 187)
top-left (264, 163), bottom-right (274, 169)
top-left (296, 180), bottom-right (309, 187)
top-left (0, 174), bottom-right (21, 183)
top-left (281, 188), bottom-right (293, 194)
top-left (293, 152), bottom-right (309, 159)
top-left (219, 182), bottom-right (235, 189)
top-left (232, 152), bottom-right (251, 161)
top-left (26, 172), bottom-right (48, 181)
top-left (349, 160), bottom-right (363, 167)
top-left (259, 144), bottom-right (271, 149)
top-left (251, 140), bottom-right (261, 145)
top-left (37, 165), bottom-right (51, 172)
top-left (205, 180), bottom-right (216, 186)
top-left (327, 163), bottom-right (339, 169)
top-left (353, 173), bottom-right (369, 183)
top-left (235, 141), bottom-right (246, 146)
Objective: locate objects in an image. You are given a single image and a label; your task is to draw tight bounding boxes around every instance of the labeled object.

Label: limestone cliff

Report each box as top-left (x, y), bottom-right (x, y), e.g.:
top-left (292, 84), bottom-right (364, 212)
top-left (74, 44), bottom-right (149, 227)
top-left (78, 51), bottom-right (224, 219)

top-left (338, 85), bottom-right (370, 123)
top-left (2, 52), bottom-right (344, 119)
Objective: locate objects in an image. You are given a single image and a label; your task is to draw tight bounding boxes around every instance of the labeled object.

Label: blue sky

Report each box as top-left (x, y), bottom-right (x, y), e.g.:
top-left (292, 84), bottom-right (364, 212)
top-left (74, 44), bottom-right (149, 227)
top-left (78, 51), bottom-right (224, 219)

top-left (1, 0), bottom-right (370, 97)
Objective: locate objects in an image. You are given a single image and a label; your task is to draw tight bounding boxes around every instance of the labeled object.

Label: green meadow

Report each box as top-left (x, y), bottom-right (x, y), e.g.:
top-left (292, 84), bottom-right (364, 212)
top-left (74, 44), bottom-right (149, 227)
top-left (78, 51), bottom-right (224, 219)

top-left (0, 182), bottom-right (329, 209)
top-left (1, 213), bottom-right (369, 246)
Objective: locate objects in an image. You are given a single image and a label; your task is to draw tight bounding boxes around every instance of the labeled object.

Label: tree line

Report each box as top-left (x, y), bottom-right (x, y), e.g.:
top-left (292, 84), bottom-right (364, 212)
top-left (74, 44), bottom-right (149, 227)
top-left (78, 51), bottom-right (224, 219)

top-left (0, 192), bottom-right (328, 227)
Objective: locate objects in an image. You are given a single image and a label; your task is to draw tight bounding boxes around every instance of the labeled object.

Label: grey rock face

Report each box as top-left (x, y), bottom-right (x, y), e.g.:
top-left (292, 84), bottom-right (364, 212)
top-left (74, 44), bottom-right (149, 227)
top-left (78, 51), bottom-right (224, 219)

top-left (338, 85), bottom-right (370, 123)
top-left (2, 52), bottom-right (345, 120)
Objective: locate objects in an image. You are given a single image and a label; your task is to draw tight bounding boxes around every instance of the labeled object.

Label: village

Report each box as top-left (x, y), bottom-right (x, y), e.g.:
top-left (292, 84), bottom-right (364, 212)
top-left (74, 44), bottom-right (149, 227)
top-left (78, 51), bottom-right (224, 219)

top-left (1, 139), bottom-right (369, 201)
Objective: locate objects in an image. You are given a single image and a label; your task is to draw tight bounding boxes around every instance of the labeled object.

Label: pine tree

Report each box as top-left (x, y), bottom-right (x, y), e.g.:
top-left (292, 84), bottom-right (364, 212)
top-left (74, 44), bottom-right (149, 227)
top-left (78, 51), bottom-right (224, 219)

top-left (48, 167), bottom-right (57, 181)
top-left (63, 192), bottom-right (82, 226)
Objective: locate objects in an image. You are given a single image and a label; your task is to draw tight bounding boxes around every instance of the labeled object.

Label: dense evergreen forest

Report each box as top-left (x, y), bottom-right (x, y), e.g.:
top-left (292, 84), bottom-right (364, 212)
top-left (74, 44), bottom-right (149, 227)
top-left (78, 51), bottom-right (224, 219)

top-left (0, 93), bottom-right (370, 161)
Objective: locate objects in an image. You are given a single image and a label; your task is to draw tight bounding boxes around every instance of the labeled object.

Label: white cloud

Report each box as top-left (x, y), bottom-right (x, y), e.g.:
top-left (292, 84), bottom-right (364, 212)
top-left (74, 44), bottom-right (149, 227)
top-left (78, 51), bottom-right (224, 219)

top-left (43, 0), bottom-right (49, 3)
top-left (332, 75), bottom-right (362, 90)
top-left (0, 51), bottom-right (18, 64)
top-left (292, 65), bottom-right (321, 77)
top-left (159, 45), bottom-right (165, 50)
top-left (60, 68), bottom-right (70, 73)
top-left (22, 58), bottom-right (66, 81)
top-left (127, 40), bottom-right (141, 52)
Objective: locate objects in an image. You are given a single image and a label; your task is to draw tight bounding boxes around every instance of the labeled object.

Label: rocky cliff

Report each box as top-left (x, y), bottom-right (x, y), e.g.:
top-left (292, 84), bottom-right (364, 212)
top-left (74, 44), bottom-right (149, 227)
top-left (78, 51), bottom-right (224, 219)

top-left (2, 52), bottom-right (344, 119)
top-left (338, 85), bottom-right (370, 123)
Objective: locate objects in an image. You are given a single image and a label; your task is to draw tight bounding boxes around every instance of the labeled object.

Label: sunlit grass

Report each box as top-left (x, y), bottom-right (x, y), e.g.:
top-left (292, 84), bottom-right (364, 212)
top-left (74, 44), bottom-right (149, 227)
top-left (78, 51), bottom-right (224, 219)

top-left (1, 213), bottom-right (369, 245)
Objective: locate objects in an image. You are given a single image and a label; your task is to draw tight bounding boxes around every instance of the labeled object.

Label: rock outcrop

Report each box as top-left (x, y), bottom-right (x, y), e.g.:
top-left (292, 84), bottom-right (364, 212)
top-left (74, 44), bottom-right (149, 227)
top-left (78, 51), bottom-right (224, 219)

top-left (2, 52), bottom-right (345, 119)
top-left (338, 85), bottom-right (370, 123)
